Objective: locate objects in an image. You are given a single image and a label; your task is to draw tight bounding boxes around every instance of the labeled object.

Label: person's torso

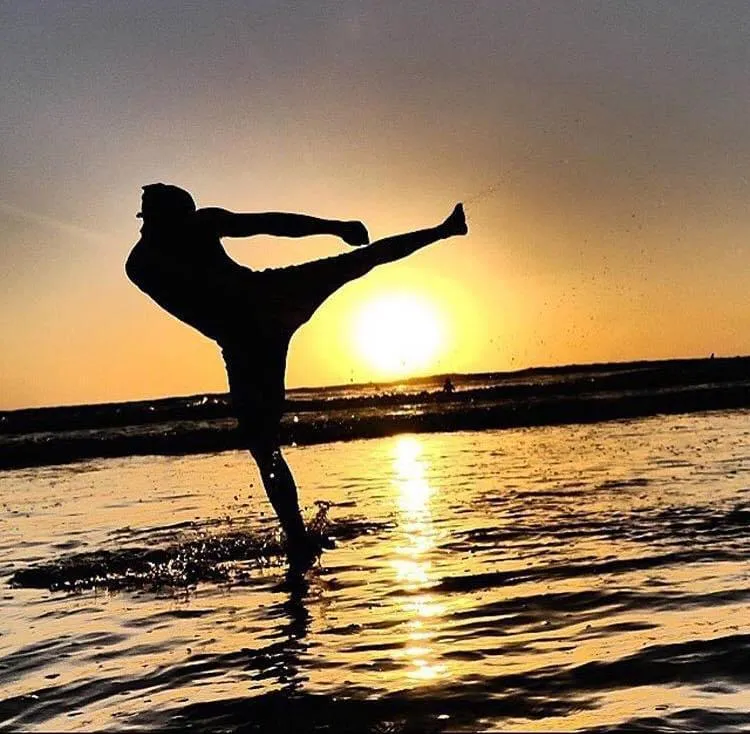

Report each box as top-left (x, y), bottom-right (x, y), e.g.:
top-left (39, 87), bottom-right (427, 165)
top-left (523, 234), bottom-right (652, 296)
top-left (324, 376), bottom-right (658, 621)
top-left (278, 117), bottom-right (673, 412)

top-left (125, 211), bottom-right (243, 339)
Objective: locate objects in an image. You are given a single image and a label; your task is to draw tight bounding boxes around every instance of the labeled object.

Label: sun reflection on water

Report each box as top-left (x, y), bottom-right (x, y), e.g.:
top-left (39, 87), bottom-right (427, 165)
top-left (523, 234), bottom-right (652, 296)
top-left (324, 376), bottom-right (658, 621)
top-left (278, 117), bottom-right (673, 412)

top-left (390, 436), bottom-right (447, 682)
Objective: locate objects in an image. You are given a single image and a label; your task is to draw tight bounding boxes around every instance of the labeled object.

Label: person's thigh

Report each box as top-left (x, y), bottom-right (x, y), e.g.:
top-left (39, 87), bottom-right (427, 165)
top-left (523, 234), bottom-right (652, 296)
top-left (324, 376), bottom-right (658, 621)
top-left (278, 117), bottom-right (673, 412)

top-left (220, 337), bottom-right (288, 448)
top-left (260, 250), bottom-right (376, 329)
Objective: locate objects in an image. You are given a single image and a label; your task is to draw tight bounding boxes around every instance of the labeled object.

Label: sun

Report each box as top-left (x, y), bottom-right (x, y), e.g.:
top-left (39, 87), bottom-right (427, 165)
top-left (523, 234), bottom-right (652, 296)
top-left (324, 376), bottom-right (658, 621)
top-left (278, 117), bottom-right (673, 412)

top-left (353, 292), bottom-right (444, 377)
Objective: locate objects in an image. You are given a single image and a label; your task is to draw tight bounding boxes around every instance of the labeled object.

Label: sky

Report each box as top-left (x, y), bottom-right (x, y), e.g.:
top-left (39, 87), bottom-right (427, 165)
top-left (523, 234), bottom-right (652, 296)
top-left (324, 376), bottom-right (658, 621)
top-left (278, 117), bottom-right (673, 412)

top-left (2, 1), bottom-right (750, 409)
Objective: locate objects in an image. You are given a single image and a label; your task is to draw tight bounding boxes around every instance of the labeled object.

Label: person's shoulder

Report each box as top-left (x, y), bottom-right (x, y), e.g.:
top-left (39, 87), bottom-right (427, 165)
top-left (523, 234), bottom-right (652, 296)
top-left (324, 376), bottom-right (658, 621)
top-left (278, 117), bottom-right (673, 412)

top-left (196, 207), bottom-right (232, 221)
top-left (195, 207), bottom-right (232, 235)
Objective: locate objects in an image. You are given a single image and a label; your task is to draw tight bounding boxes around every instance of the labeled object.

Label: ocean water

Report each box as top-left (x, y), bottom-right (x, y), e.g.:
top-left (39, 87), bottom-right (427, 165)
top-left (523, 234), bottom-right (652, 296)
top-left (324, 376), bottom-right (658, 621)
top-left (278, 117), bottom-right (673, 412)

top-left (1, 410), bottom-right (750, 731)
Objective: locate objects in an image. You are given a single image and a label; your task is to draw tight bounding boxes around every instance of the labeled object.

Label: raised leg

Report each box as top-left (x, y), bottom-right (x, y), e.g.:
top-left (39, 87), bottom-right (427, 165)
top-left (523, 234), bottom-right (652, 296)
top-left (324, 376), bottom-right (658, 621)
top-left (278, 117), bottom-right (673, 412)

top-left (273, 203), bottom-right (469, 329)
top-left (361, 203), bottom-right (467, 268)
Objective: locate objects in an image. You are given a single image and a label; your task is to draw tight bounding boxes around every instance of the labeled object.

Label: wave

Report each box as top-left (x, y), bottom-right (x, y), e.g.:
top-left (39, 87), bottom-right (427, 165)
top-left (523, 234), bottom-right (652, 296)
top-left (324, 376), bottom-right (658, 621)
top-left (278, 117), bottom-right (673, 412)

top-left (3, 356), bottom-right (750, 435)
top-left (2, 381), bottom-right (750, 470)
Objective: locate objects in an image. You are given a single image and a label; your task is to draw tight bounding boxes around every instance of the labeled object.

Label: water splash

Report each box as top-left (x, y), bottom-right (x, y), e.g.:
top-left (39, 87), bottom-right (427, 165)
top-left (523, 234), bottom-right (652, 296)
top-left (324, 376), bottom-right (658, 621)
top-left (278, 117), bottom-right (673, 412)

top-left (9, 504), bottom-right (391, 594)
top-left (9, 530), bottom-right (282, 593)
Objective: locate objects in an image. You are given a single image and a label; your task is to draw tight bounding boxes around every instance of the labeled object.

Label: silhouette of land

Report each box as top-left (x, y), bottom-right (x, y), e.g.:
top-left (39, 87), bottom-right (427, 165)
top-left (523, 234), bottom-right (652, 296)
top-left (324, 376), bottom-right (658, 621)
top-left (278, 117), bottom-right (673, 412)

top-left (2, 356), bottom-right (748, 470)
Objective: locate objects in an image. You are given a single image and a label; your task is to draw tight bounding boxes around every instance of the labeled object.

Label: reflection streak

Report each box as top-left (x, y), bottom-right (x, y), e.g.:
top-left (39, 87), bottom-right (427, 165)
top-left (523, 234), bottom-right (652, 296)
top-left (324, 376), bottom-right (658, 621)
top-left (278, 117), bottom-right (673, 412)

top-left (390, 436), bottom-right (446, 682)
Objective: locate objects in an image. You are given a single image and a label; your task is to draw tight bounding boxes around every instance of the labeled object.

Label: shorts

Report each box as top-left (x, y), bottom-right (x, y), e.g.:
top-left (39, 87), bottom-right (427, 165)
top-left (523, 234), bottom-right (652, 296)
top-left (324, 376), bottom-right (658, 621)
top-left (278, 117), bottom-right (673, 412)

top-left (217, 248), bottom-right (376, 448)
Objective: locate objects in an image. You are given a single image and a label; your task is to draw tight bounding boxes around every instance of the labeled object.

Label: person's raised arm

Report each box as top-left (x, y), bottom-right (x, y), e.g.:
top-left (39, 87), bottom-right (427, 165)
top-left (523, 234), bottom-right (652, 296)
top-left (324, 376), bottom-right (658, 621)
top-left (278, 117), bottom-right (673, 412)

top-left (198, 207), bottom-right (369, 247)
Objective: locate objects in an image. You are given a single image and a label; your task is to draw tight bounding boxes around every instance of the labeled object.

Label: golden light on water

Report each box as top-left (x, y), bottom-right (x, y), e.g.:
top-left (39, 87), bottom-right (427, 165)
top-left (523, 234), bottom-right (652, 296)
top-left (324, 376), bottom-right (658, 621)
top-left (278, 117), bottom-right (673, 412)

top-left (353, 293), bottom-right (444, 377)
top-left (390, 435), bottom-right (447, 682)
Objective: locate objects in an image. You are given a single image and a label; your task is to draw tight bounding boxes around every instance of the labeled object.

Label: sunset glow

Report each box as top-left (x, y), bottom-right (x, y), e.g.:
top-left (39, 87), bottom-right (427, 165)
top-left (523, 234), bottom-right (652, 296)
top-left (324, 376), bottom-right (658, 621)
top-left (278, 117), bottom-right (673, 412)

top-left (352, 293), bottom-right (444, 377)
top-left (2, 3), bottom-right (750, 409)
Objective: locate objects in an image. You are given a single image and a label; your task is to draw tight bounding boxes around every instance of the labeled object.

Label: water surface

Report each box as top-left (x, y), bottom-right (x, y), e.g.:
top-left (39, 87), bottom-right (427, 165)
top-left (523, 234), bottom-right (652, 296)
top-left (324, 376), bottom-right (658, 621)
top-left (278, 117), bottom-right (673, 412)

top-left (2, 410), bottom-right (750, 731)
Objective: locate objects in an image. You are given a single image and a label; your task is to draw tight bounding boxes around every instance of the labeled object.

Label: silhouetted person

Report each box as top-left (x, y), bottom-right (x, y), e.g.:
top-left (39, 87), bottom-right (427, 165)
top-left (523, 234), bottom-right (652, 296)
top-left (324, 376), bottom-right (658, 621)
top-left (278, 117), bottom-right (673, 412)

top-left (126, 183), bottom-right (468, 571)
top-left (442, 377), bottom-right (455, 394)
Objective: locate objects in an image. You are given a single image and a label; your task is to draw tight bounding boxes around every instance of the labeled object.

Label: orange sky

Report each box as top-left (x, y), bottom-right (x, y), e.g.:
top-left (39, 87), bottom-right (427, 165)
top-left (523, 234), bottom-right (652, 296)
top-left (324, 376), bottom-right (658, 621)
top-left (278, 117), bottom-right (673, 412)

top-left (2, 3), bottom-right (750, 409)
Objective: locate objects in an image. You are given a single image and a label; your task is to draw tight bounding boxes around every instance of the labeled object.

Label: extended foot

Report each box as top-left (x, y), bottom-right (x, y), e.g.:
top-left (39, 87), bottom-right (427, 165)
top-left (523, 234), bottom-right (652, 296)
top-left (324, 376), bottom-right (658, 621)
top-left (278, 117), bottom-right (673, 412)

top-left (440, 203), bottom-right (468, 238)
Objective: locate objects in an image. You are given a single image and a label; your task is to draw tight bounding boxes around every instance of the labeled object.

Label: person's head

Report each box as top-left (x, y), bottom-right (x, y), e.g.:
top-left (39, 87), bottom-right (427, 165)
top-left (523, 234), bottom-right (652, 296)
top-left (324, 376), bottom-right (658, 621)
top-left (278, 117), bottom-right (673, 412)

top-left (137, 183), bottom-right (196, 227)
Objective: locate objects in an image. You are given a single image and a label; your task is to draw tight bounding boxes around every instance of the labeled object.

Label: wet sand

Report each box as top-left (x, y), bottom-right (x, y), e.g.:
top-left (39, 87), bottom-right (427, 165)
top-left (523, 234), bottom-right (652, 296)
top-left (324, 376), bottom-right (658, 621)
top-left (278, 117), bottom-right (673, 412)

top-left (2, 409), bottom-right (750, 731)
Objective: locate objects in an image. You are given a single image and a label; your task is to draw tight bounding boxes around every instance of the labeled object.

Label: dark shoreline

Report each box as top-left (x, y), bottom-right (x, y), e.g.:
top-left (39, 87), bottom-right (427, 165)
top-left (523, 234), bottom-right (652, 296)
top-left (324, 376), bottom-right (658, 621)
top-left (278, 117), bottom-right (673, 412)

top-left (1, 357), bottom-right (749, 470)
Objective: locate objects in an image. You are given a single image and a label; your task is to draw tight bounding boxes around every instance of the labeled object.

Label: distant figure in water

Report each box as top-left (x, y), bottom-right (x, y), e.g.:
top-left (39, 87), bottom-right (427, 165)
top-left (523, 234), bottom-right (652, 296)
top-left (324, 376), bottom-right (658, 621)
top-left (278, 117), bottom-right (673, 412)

top-left (126, 184), bottom-right (468, 571)
top-left (442, 377), bottom-right (455, 394)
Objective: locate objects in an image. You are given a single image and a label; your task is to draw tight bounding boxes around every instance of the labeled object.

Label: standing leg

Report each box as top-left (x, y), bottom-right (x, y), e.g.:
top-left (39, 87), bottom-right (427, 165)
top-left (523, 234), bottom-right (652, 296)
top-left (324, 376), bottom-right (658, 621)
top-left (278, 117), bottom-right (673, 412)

top-left (248, 444), bottom-right (310, 548)
top-left (221, 338), bottom-right (320, 569)
top-left (250, 445), bottom-right (315, 563)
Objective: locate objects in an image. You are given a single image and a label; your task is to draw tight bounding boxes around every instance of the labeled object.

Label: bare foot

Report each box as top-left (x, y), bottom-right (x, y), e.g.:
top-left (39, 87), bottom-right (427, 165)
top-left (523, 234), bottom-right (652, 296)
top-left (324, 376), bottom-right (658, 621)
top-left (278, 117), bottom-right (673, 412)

top-left (285, 530), bottom-right (334, 575)
top-left (286, 539), bottom-right (319, 575)
top-left (440, 203), bottom-right (468, 238)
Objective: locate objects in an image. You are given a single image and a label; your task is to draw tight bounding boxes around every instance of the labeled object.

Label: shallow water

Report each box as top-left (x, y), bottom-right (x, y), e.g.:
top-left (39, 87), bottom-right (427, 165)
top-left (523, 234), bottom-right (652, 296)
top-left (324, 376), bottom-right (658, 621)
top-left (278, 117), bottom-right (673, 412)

top-left (2, 410), bottom-right (750, 731)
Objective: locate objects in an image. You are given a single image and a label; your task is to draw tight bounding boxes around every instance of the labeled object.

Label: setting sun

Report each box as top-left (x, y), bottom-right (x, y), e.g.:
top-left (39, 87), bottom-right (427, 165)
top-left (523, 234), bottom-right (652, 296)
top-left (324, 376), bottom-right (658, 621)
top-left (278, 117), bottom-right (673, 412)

top-left (353, 293), bottom-right (445, 377)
